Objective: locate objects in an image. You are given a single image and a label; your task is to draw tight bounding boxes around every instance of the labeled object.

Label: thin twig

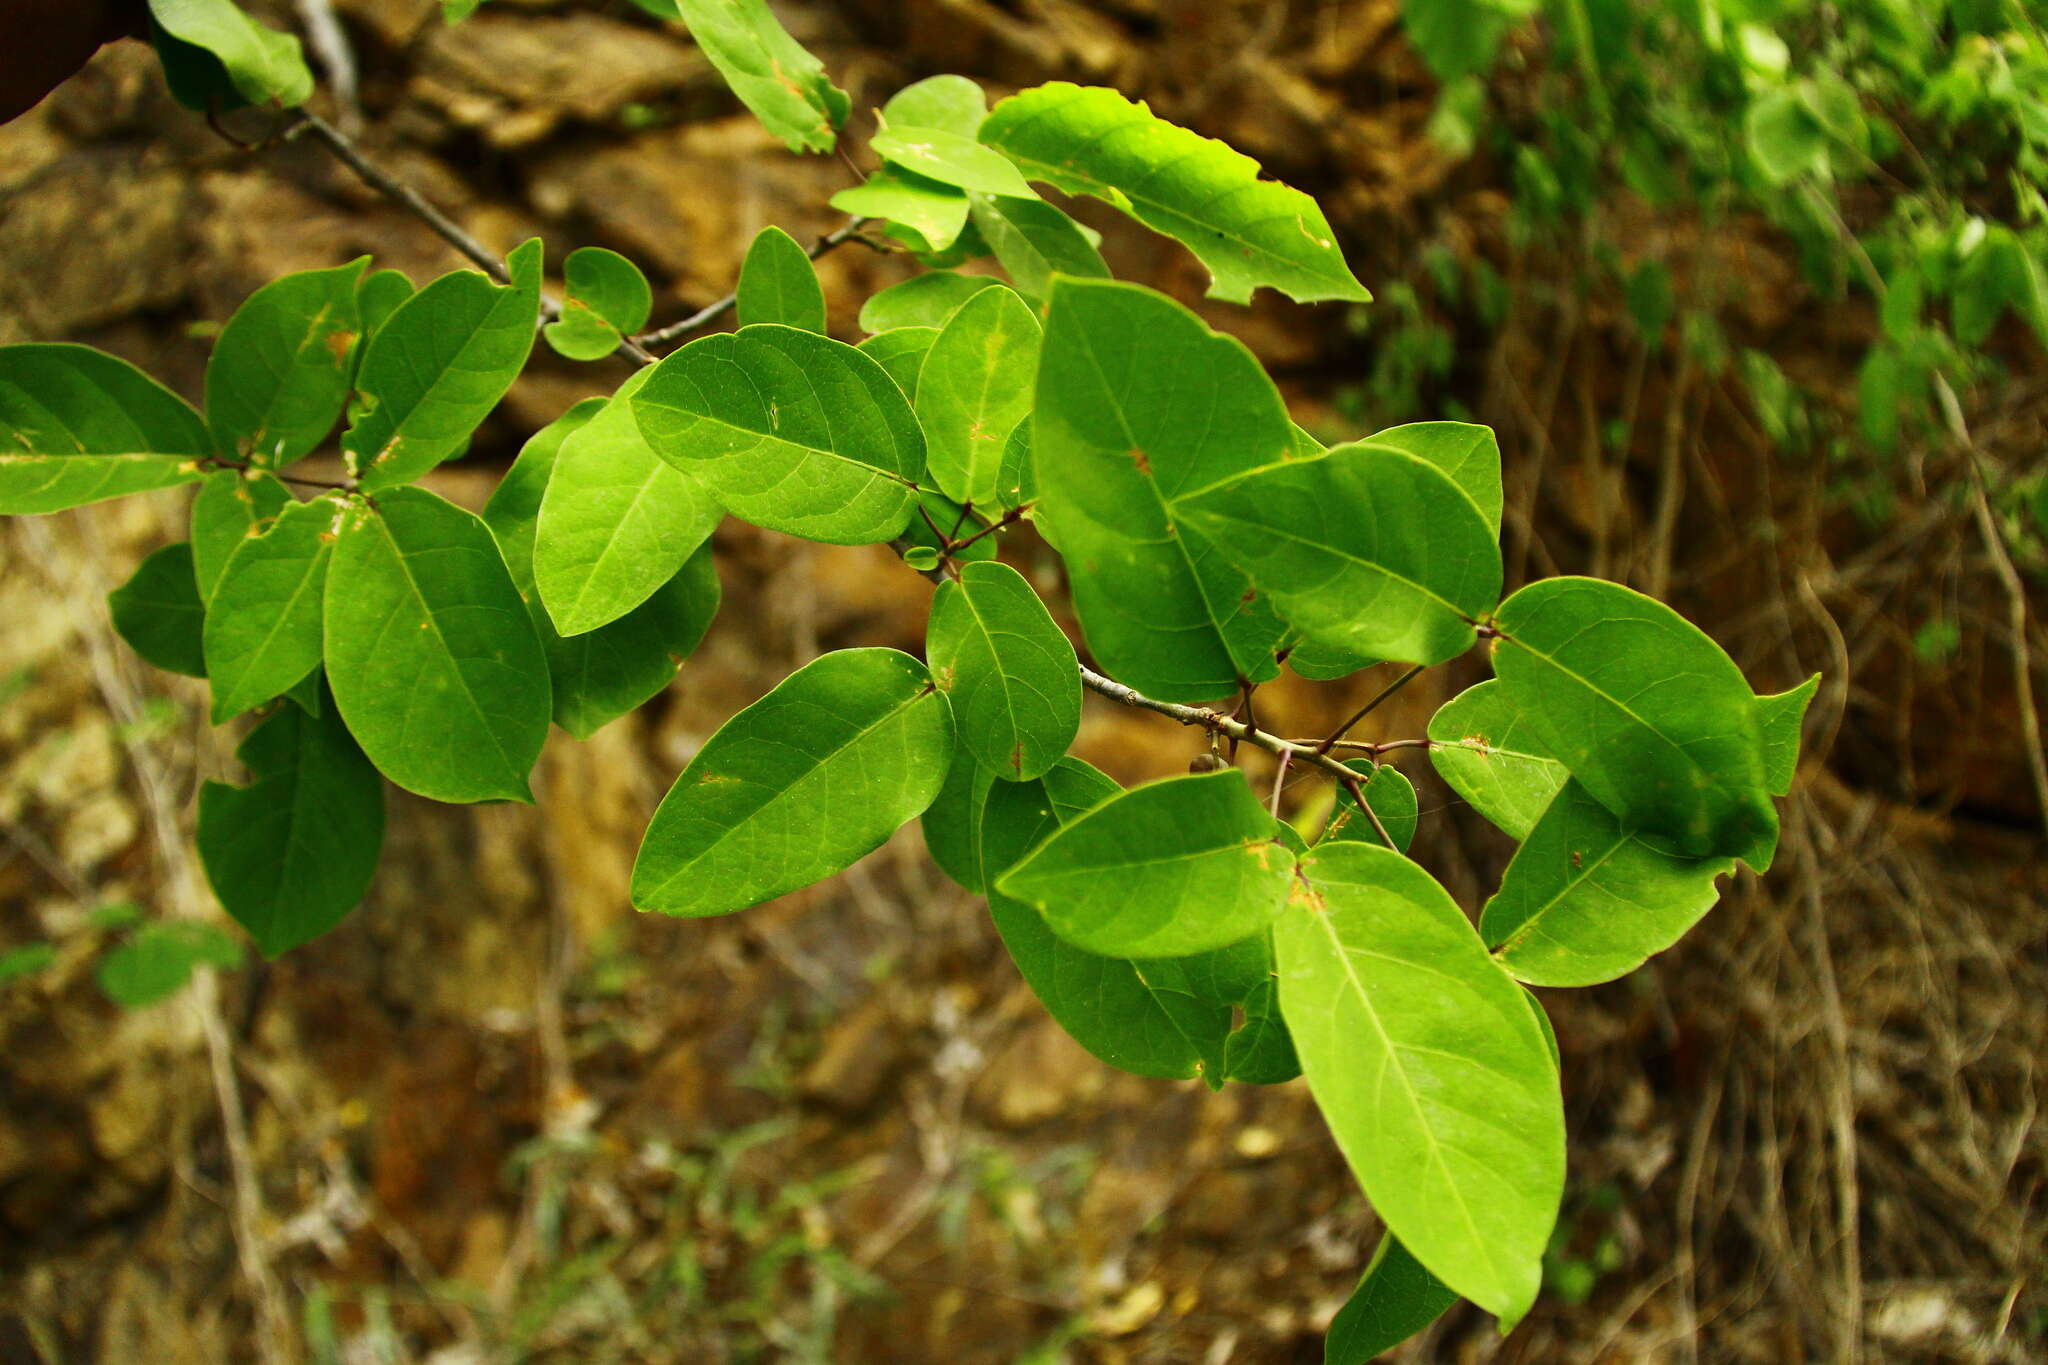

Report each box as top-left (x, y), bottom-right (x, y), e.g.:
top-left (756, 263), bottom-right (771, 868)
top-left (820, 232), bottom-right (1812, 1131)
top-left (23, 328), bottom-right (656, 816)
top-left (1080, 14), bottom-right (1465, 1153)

top-left (288, 112), bottom-right (658, 366)
top-left (1337, 771), bottom-right (1398, 849)
top-left (1269, 750), bottom-right (1292, 820)
top-left (1933, 374), bottom-right (2048, 840)
top-left (1314, 663), bottom-right (1424, 755)
top-left (636, 216), bottom-right (872, 349)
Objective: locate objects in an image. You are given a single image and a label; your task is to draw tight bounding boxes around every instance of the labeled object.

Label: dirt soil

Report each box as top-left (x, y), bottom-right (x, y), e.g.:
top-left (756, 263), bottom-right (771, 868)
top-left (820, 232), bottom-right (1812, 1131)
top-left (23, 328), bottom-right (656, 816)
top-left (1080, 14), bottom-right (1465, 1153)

top-left (1, 3), bottom-right (2044, 1363)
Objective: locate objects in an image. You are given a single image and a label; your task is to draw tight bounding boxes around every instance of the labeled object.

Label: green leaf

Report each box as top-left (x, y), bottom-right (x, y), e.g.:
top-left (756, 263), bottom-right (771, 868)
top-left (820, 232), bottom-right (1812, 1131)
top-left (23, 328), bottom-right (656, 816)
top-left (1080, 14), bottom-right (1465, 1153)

top-left (205, 259), bottom-right (367, 466)
top-left (1277, 841), bottom-right (1562, 1322)
top-left (204, 497), bottom-right (337, 722)
top-left (325, 486), bottom-right (551, 804)
top-left (915, 284), bottom-right (1041, 507)
top-left (1745, 86), bottom-right (1828, 185)
top-left (857, 271), bottom-right (1005, 333)
top-left (1361, 421), bottom-right (1502, 533)
top-left (1405, 0), bottom-right (1522, 81)
top-left (856, 327), bottom-right (939, 400)
top-left (536, 368), bottom-right (722, 636)
top-left (485, 403), bottom-right (719, 739)
top-left (0, 344), bottom-right (212, 514)
top-left (146, 0), bottom-right (313, 108)
top-left (979, 83), bottom-right (1368, 305)
top-left (545, 544), bottom-right (719, 739)
top-left (198, 698), bottom-right (384, 957)
top-left (344, 240), bottom-right (543, 491)
top-left (983, 758), bottom-right (1233, 1083)
top-left (669, 0), bottom-right (850, 154)
top-left (1033, 278), bottom-right (1292, 700)
top-left (871, 127), bottom-right (1038, 200)
top-left (96, 921), bottom-right (243, 1007)
top-left (109, 542), bottom-right (208, 678)
top-left (0, 943), bottom-right (57, 985)
top-left (1482, 779), bottom-right (1733, 988)
top-left (632, 648), bottom-right (954, 915)
top-left (832, 167), bottom-right (971, 254)
top-left (1325, 1234), bottom-right (1460, 1365)
top-left (734, 226), bottom-right (828, 333)
top-left (996, 769), bottom-right (1295, 958)
top-left (1757, 672), bottom-right (1819, 795)
top-left (1222, 976), bottom-right (1300, 1084)
top-left (880, 74), bottom-right (988, 136)
top-left (544, 247), bottom-right (653, 362)
top-left (1493, 577), bottom-right (1776, 863)
top-left (967, 193), bottom-right (1111, 300)
top-left (1426, 679), bottom-right (1569, 841)
top-left (357, 270), bottom-right (416, 338)
top-left (633, 324), bottom-right (922, 545)
top-left (191, 469), bottom-right (291, 601)
top-left (1324, 761), bottom-right (1418, 851)
top-left (997, 420), bottom-right (1033, 510)
top-left (1181, 435), bottom-right (1500, 668)
top-left (1288, 639), bottom-right (1378, 681)
top-left (922, 749), bottom-right (997, 892)
top-left (928, 560), bottom-right (1079, 781)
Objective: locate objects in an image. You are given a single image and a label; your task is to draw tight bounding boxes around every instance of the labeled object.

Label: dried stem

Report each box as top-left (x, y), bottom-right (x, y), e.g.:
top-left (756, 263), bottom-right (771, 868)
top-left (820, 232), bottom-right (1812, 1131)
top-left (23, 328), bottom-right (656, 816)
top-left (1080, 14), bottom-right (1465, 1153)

top-left (1314, 663), bottom-right (1425, 755)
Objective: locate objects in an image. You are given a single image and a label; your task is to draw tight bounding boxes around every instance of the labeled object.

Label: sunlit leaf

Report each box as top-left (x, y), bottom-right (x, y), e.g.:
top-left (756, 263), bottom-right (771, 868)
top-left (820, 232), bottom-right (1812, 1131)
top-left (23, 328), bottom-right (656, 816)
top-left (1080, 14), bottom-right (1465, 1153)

top-left (632, 648), bottom-right (954, 915)
top-left (735, 226), bottom-right (828, 333)
top-left (205, 259), bottom-right (366, 466)
top-left (916, 284), bottom-right (1041, 507)
top-left (205, 496), bottom-right (337, 722)
top-left (927, 560), bottom-right (1079, 781)
top-left (980, 83), bottom-right (1368, 305)
top-left (0, 344), bottom-right (211, 514)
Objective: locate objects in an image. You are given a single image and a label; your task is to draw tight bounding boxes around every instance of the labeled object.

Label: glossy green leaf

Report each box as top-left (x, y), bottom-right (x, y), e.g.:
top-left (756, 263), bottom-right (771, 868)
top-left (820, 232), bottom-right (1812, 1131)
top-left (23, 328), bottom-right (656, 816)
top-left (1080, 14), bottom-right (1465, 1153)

top-left (485, 403), bottom-right (721, 739)
top-left (1493, 577), bottom-right (1776, 863)
top-left (1363, 421), bottom-right (1502, 533)
top-left (872, 127), bottom-right (1037, 200)
top-left (1482, 780), bottom-right (1733, 988)
top-left (1181, 438), bottom-right (1501, 667)
top-left (633, 324), bottom-right (922, 545)
top-left (205, 259), bottom-right (367, 466)
top-left (735, 226), bottom-right (828, 333)
top-left (996, 769), bottom-right (1294, 958)
top-left (1325, 1234), bottom-right (1459, 1365)
top-left (205, 497), bottom-right (337, 722)
top-left (1277, 842), bottom-right (1563, 1322)
top-left (916, 284), bottom-right (1041, 507)
top-left (344, 240), bottom-right (542, 491)
top-left (664, 0), bottom-right (850, 153)
top-left (1758, 672), bottom-right (1819, 795)
top-left (1288, 639), bottom-right (1378, 681)
top-left (109, 542), bottom-right (208, 678)
top-left (547, 545), bottom-right (719, 739)
top-left (997, 420), bottom-right (1033, 510)
top-left (984, 758), bottom-right (1232, 1083)
top-left (979, 83), bottom-right (1368, 305)
top-left (1323, 761), bottom-right (1418, 851)
top-left (544, 247), bottom-right (653, 361)
top-left (191, 469), bottom-right (291, 602)
top-left (536, 368), bottom-right (722, 636)
top-left (146, 0), bottom-right (312, 108)
top-left (1426, 679), bottom-right (1569, 842)
top-left (1033, 278), bottom-right (1292, 700)
top-left (198, 699), bottom-right (384, 957)
top-left (857, 271), bottom-right (1005, 333)
top-left (1222, 975), bottom-right (1301, 1084)
top-left (922, 749), bottom-right (997, 892)
top-left (632, 648), bottom-right (954, 915)
top-left (96, 921), bottom-right (243, 1007)
top-left (325, 486), bottom-right (551, 804)
top-left (0, 344), bottom-right (212, 514)
top-left (832, 167), bottom-right (971, 253)
top-left (856, 327), bottom-right (939, 400)
top-left (880, 74), bottom-right (987, 136)
top-left (967, 193), bottom-right (1110, 300)
top-left (927, 560), bottom-right (1079, 781)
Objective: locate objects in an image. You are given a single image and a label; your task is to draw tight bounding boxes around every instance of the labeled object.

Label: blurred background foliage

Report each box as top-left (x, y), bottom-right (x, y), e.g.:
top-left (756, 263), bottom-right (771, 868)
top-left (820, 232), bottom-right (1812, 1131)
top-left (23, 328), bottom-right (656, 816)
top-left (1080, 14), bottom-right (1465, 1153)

top-left (0, 1), bottom-right (2044, 1361)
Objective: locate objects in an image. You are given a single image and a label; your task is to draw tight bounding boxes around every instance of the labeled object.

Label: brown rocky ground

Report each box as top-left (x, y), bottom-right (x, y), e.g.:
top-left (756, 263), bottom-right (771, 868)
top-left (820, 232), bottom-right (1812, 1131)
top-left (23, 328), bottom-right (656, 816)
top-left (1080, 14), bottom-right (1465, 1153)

top-left (1, 3), bottom-right (2044, 1362)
